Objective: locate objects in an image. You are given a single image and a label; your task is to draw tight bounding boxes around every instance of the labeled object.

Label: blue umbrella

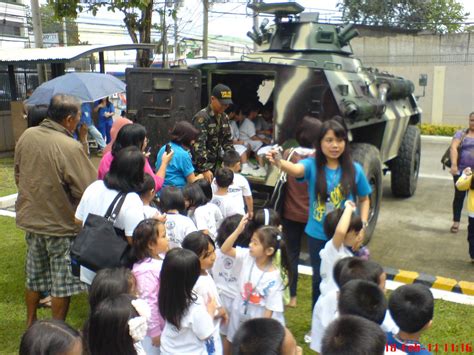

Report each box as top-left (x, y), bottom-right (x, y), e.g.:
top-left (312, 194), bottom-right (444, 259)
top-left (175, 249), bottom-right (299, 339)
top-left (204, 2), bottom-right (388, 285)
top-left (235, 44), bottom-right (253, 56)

top-left (26, 72), bottom-right (126, 105)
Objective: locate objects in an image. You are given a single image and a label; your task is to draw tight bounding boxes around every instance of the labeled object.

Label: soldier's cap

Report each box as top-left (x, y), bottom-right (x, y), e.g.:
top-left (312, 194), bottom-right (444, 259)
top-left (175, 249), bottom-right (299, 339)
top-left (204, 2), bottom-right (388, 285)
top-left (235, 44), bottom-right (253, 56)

top-left (211, 84), bottom-right (233, 105)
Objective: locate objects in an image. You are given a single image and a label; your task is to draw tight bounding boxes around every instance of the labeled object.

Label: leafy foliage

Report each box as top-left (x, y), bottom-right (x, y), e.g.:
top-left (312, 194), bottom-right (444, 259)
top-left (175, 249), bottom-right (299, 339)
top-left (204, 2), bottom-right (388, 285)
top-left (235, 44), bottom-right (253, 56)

top-left (40, 3), bottom-right (80, 45)
top-left (337, 0), bottom-right (469, 33)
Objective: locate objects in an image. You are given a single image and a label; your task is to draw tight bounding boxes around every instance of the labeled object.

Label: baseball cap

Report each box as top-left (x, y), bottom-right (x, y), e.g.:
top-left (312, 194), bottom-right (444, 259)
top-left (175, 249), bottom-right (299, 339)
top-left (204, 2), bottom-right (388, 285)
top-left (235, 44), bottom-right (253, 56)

top-left (212, 84), bottom-right (233, 105)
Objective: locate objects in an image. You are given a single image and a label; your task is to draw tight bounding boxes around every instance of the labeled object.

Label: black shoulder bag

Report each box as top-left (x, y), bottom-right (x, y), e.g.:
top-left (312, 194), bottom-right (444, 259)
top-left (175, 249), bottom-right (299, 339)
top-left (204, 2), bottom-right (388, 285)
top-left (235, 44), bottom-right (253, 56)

top-left (71, 193), bottom-right (132, 276)
top-left (441, 129), bottom-right (468, 170)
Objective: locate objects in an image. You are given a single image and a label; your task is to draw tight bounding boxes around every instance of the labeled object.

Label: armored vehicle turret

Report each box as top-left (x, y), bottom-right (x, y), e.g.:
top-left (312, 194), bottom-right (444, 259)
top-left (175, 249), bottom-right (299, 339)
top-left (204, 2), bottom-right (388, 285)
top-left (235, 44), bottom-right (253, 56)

top-left (126, 2), bottom-right (422, 242)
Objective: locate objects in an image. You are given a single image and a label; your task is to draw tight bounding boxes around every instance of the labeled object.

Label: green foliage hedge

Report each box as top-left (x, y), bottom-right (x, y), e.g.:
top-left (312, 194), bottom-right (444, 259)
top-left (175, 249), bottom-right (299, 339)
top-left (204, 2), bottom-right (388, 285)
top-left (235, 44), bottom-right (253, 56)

top-left (419, 123), bottom-right (463, 137)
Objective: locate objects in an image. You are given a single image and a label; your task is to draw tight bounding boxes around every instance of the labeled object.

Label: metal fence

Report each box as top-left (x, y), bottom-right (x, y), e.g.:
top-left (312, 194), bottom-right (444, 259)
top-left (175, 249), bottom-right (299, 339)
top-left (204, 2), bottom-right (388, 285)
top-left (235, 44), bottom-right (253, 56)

top-left (0, 69), bottom-right (39, 110)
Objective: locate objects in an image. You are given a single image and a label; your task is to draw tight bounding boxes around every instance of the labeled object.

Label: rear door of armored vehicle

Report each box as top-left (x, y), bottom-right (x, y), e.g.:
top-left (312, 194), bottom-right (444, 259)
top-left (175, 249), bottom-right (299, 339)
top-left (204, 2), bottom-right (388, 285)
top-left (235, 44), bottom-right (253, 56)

top-left (126, 68), bottom-right (201, 166)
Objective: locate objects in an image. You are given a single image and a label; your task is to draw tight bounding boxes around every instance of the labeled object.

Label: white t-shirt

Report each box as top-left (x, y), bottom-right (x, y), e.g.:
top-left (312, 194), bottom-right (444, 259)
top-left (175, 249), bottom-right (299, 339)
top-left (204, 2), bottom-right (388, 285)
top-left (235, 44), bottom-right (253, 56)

top-left (192, 203), bottom-right (223, 239)
top-left (212, 173), bottom-right (251, 215)
top-left (211, 194), bottom-right (242, 218)
top-left (165, 213), bottom-right (197, 249)
top-left (75, 180), bottom-right (145, 237)
top-left (160, 295), bottom-right (217, 355)
top-left (211, 248), bottom-right (245, 299)
top-left (310, 289), bottom-right (338, 353)
top-left (193, 273), bottom-right (223, 355)
top-left (143, 205), bottom-right (159, 219)
top-left (238, 118), bottom-right (256, 141)
top-left (319, 239), bottom-right (353, 297)
top-left (230, 120), bottom-right (240, 140)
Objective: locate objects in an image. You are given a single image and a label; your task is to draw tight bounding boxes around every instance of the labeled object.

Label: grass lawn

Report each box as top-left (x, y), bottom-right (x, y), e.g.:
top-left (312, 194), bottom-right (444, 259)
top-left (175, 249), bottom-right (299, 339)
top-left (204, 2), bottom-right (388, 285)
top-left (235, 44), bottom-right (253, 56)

top-left (1, 217), bottom-right (473, 353)
top-left (0, 157), bottom-right (17, 197)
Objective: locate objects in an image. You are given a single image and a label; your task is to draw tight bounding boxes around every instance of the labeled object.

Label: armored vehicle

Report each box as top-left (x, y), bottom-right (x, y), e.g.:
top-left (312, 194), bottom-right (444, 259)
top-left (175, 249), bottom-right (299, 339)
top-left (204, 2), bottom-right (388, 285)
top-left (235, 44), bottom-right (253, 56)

top-left (126, 2), bottom-right (422, 242)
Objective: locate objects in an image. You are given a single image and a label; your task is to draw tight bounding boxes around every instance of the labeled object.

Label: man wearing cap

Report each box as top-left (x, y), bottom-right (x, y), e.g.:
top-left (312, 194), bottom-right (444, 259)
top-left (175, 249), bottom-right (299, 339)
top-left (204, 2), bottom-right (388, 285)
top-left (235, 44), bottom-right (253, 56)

top-left (192, 83), bottom-right (235, 182)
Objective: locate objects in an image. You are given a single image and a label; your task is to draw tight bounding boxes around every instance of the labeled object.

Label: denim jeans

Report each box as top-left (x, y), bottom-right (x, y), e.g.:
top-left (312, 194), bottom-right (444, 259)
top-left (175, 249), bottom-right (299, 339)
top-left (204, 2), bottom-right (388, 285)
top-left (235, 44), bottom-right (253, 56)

top-left (88, 124), bottom-right (106, 149)
top-left (282, 218), bottom-right (306, 297)
top-left (307, 236), bottom-right (327, 309)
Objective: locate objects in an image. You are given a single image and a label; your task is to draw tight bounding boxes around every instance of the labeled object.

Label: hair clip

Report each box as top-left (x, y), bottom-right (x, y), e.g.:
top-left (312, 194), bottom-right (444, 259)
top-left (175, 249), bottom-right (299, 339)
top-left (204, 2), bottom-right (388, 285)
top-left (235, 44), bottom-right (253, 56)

top-left (264, 208), bottom-right (270, 225)
top-left (276, 234), bottom-right (282, 241)
top-left (128, 299), bottom-right (151, 342)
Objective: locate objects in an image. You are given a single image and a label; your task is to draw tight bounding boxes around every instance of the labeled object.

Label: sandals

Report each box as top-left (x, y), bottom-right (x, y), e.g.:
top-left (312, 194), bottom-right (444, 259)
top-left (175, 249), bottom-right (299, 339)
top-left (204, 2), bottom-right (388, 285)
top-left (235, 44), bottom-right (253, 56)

top-left (450, 224), bottom-right (459, 233)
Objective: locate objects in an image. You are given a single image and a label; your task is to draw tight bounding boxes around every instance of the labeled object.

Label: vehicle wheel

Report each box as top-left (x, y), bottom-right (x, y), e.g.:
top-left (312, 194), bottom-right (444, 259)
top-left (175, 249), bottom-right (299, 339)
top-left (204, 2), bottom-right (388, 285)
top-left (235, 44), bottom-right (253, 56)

top-left (350, 143), bottom-right (382, 244)
top-left (390, 125), bottom-right (421, 197)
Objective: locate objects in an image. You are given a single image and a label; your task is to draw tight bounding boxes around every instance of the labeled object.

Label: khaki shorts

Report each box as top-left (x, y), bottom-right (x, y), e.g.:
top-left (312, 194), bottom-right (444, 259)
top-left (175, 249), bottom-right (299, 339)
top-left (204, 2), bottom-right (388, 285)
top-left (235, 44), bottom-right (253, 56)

top-left (25, 232), bottom-right (85, 297)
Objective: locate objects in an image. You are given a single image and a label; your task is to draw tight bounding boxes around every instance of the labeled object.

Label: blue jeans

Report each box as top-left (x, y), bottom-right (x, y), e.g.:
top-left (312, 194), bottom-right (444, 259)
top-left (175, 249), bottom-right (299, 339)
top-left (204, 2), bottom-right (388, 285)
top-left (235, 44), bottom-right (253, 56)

top-left (307, 236), bottom-right (327, 309)
top-left (88, 124), bottom-right (106, 149)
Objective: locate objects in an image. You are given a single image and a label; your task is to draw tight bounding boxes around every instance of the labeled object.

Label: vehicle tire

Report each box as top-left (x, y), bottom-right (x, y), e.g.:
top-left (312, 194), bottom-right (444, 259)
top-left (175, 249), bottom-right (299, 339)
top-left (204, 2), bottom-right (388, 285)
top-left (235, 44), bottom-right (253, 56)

top-left (350, 143), bottom-right (382, 244)
top-left (390, 125), bottom-right (421, 197)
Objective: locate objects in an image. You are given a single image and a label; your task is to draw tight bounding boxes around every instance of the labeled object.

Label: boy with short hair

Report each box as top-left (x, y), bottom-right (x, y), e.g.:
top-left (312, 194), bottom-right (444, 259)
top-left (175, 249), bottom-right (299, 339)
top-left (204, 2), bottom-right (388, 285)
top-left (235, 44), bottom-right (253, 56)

top-left (321, 315), bottom-right (387, 355)
top-left (212, 150), bottom-right (254, 219)
top-left (386, 284), bottom-right (434, 355)
top-left (211, 167), bottom-right (239, 218)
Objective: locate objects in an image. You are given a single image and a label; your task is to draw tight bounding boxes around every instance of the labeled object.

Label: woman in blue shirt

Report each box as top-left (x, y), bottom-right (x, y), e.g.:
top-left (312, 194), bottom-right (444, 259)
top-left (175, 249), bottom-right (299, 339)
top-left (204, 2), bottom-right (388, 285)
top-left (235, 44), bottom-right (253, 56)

top-left (94, 97), bottom-right (115, 144)
top-left (156, 121), bottom-right (204, 188)
top-left (267, 119), bottom-right (371, 307)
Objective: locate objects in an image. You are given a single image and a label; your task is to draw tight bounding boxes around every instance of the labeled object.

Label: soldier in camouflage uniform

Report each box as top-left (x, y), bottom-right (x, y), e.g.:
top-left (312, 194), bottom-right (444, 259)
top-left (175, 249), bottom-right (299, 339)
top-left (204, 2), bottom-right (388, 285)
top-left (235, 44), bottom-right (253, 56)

top-left (192, 84), bottom-right (235, 182)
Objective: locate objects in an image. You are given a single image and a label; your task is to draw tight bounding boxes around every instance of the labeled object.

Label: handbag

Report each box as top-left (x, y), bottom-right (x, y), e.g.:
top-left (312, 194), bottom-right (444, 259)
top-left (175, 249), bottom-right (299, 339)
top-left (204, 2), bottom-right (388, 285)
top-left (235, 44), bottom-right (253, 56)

top-left (441, 129), bottom-right (468, 170)
top-left (71, 193), bottom-right (132, 276)
top-left (269, 148), bottom-right (296, 213)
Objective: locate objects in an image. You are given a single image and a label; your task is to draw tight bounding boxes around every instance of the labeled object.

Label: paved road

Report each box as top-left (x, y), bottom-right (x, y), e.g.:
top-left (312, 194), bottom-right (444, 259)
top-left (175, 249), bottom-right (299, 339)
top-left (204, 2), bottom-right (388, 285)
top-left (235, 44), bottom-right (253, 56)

top-left (369, 137), bottom-right (473, 282)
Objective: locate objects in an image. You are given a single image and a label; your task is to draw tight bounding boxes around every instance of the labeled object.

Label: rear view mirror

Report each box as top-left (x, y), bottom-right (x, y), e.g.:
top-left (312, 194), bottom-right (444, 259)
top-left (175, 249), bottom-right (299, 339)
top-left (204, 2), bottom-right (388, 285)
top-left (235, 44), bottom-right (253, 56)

top-left (419, 74), bottom-right (428, 87)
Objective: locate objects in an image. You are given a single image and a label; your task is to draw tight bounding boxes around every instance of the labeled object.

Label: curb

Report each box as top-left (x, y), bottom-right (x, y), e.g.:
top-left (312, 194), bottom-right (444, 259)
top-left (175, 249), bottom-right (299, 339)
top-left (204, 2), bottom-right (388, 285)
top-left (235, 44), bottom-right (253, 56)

top-left (420, 135), bottom-right (452, 143)
top-left (0, 193), bottom-right (17, 209)
top-left (384, 267), bottom-right (474, 296)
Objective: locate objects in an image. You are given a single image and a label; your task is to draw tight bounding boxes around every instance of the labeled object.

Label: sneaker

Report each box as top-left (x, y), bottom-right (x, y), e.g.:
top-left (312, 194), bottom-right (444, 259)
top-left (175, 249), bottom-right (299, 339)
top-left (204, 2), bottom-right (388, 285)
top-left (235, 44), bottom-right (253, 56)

top-left (254, 166), bottom-right (267, 177)
top-left (304, 331), bottom-right (312, 344)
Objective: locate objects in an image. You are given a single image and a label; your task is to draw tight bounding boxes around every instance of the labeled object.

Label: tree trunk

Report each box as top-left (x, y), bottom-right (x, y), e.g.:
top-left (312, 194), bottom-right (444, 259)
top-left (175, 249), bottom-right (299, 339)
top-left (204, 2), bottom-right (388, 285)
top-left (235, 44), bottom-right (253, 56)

top-left (136, 1), bottom-right (153, 67)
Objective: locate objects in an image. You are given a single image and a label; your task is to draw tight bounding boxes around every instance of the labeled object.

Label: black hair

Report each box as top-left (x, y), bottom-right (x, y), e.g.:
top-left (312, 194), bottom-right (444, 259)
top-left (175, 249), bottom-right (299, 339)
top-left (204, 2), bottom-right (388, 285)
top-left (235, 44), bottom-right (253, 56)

top-left (333, 257), bottom-right (355, 288)
top-left (245, 208), bottom-right (281, 244)
top-left (321, 315), bottom-right (386, 355)
top-left (315, 119), bottom-right (356, 203)
top-left (120, 110), bottom-right (126, 117)
top-left (139, 173), bottom-right (156, 196)
top-left (104, 146), bottom-right (145, 193)
top-left (254, 226), bottom-right (292, 287)
top-left (169, 120), bottom-right (200, 148)
top-left (87, 294), bottom-right (138, 355)
top-left (193, 179), bottom-right (213, 202)
top-left (132, 219), bottom-right (166, 261)
top-left (223, 150), bottom-right (241, 167)
top-left (388, 284), bottom-right (434, 334)
top-left (232, 318), bottom-right (285, 355)
top-left (323, 208), bottom-right (362, 239)
top-left (183, 182), bottom-right (208, 208)
top-left (159, 186), bottom-right (186, 212)
top-left (20, 319), bottom-right (81, 355)
top-left (182, 230), bottom-right (216, 260)
top-left (47, 94), bottom-right (81, 123)
top-left (295, 116), bottom-right (322, 148)
top-left (159, 248), bottom-right (201, 329)
top-left (338, 258), bottom-right (385, 288)
top-left (111, 123), bottom-right (147, 157)
top-left (88, 268), bottom-right (135, 312)
top-left (215, 167), bottom-right (234, 188)
top-left (338, 280), bottom-right (387, 325)
top-left (27, 105), bottom-right (48, 128)
top-left (243, 103), bottom-right (260, 117)
top-left (216, 214), bottom-right (250, 248)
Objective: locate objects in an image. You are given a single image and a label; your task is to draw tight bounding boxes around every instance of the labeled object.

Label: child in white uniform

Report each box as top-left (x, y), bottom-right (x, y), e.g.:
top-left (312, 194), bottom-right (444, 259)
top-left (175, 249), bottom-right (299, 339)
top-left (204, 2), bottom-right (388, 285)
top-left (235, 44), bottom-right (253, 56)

top-left (140, 174), bottom-right (161, 219)
top-left (184, 182), bottom-right (223, 239)
top-left (159, 248), bottom-right (219, 355)
top-left (211, 168), bottom-right (241, 218)
top-left (319, 200), bottom-right (364, 298)
top-left (160, 186), bottom-right (197, 249)
top-left (212, 214), bottom-right (249, 354)
top-left (182, 231), bottom-right (228, 355)
top-left (220, 215), bottom-right (291, 342)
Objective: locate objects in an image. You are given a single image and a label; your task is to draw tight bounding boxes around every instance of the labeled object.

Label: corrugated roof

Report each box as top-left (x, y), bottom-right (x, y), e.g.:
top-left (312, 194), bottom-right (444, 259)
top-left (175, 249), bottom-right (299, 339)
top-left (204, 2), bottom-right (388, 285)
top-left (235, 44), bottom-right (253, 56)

top-left (0, 44), bottom-right (156, 64)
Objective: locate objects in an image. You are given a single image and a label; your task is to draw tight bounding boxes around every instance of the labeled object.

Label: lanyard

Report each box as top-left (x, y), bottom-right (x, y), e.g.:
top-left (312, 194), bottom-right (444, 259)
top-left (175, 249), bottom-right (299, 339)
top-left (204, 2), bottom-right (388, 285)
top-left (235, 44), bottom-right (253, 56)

top-left (243, 261), bottom-right (271, 314)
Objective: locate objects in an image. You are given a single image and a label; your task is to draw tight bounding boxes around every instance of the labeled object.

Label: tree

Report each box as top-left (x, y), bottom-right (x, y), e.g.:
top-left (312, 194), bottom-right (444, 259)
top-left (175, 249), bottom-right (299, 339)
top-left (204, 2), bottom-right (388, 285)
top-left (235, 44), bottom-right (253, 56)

top-left (337, 0), bottom-right (469, 33)
top-left (41, 3), bottom-right (80, 45)
top-left (47, 0), bottom-right (173, 67)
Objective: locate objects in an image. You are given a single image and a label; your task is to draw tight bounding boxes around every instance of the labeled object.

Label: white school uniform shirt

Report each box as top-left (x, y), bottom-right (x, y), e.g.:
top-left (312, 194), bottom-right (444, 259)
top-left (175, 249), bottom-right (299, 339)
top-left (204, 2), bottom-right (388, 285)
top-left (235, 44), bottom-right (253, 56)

top-left (143, 205), bottom-right (159, 219)
top-left (319, 239), bottom-right (353, 297)
top-left (75, 180), bottom-right (145, 237)
top-left (191, 203), bottom-right (223, 238)
top-left (310, 289), bottom-right (338, 353)
top-left (211, 194), bottom-right (242, 218)
top-left (230, 120), bottom-right (240, 140)
top-left (165, 213), bottom-right (197, 249)
top-left (160, 294), bottom-right (216, 355)
top-left (211, 248), bottom-right (245, 299)
top-left (238, 118), bottom-right (256, 141)
top-left (193, 273), bottom-right (223, 355)
top-left (212, 173), bottom-right (251, 215)
top-left (226, 248), bottom-right (285, 342)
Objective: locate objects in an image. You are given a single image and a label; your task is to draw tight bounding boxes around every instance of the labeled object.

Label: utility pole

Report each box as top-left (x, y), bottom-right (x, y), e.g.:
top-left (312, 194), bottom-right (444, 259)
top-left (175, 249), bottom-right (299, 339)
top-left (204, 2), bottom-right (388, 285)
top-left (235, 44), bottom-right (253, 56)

top-left (30, 0), bottom-right (46, 83)
top-left (62, 18), bottom-right (68, 46)
top-left (203, 0), bottom-right (209, 58)
top-left (161, 10), bottom-right (168, 68)
top-left (252, 0), bottom-right (259, 52)
top-left (174, 0), bottom-right (179, 60)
